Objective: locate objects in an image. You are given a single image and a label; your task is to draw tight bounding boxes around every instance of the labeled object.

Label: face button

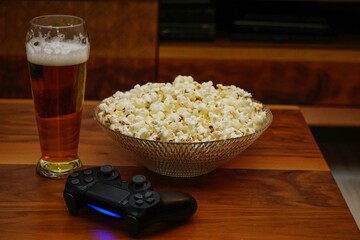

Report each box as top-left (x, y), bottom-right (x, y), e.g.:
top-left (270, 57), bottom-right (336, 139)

top-left (144, 191), bottom-right (153, 198)
top-left (145, 197), bottom-right (155, 204)
top-left (83, 169), bottom-right (93, 176)
top-left (135, 199), bottom-right (144, 206)
top-left (85, 176), bottom-right (94, 183)
top-left (70, 172), bottom-right (79, 178)
top-left (71, 178), bottom-right (80, 185)
top-left (134, 193), bottom-right (143, 200)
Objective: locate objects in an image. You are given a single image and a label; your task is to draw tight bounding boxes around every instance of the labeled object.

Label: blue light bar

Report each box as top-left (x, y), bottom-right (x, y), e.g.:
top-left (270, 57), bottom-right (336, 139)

top-left (87, 204), bottom-right (122, 219)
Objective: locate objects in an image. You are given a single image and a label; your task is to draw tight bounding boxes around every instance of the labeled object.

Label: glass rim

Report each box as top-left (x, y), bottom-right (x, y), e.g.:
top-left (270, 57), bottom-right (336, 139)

top-left (93, 101), bottom-right (273, 145)
top-left (30, 15), bottom-right (85, 29)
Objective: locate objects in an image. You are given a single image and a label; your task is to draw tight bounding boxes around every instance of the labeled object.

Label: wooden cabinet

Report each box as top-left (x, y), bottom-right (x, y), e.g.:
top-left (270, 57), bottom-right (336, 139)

top-left (157, 0), bottom-right (360, 109)
top-left (158, 41), bottom-right (360, 106)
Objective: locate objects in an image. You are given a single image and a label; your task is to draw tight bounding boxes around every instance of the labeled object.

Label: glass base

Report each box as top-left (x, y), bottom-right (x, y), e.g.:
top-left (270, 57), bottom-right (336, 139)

top-left (36, 156), bottom-right (83, 179)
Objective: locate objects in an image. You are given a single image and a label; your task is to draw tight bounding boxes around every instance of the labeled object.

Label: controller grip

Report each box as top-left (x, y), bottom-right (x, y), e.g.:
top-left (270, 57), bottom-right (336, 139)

top-left (63, 192), bottom-right (79, 215)
top-left (158, 192), bottom-right (197, 222)
top-left (125, 192), bottom-right (197, 237)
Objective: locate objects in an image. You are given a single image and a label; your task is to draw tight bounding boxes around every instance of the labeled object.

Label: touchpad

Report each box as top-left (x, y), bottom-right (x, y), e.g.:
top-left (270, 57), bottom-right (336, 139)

top-left (86, 183), bottom-right (130, 204)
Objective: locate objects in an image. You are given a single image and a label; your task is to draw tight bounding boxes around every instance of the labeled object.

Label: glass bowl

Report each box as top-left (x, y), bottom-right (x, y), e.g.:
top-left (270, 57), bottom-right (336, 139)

top-left (93, 103), bottom-right (272, 177)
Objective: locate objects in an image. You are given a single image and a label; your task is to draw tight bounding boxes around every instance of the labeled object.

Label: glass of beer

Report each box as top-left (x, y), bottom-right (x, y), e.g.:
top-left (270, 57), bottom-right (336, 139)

top-left (25, 15), bottom-right (90, 178)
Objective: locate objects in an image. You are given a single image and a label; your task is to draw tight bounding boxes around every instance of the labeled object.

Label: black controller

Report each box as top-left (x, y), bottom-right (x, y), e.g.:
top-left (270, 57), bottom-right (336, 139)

top-left (63, 165), bottom-right (197, 237)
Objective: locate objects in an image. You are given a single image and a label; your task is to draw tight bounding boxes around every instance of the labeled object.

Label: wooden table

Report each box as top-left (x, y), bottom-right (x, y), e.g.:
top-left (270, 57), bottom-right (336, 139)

top-left (0, 99), bottom-right (359, 239)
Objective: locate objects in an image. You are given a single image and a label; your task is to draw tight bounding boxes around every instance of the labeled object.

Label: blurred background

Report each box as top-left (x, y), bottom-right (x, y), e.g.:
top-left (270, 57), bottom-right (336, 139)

top-left (0, 0), bottom-right (359, 105)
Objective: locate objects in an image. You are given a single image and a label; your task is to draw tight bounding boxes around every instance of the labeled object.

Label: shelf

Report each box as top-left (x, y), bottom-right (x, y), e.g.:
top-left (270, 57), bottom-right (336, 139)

top-left (159, 40), bottom-right (360, 63)
top-left (300, 106), bottom-right (360, 127)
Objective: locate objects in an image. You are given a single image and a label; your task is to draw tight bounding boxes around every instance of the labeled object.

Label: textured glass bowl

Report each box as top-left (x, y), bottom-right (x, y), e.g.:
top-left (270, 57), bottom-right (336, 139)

top-left (94, 103), bottom-right (272, 177)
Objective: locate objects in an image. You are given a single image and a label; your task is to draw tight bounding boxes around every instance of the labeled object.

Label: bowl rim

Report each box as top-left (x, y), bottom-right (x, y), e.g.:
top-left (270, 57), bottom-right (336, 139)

top-left (93, 99), bottom-right (273, 145)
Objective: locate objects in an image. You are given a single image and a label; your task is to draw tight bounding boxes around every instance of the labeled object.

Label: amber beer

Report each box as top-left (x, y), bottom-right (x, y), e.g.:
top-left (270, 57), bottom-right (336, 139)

top-left (26, 15), bottom-right (90, 178)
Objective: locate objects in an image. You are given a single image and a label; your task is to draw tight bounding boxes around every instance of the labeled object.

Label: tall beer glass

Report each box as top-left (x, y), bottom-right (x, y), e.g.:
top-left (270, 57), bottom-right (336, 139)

top-left (26, 15), bottom-right (90, 178)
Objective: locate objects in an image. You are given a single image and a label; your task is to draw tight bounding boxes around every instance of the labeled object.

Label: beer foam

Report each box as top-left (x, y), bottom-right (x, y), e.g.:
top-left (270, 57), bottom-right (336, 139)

top-left (26, 37), bottom-right (90, 66)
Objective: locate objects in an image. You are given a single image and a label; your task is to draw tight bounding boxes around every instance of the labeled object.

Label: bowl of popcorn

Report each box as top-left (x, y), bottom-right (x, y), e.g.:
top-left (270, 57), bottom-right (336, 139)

top-left (94, 76), bottom-right (272, 177)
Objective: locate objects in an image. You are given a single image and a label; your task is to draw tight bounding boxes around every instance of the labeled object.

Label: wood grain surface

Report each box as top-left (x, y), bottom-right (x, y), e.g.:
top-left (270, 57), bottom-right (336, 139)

top-left (0, 165), bottom-right (359, 239)
top-left (0, 99), bottom-right (359, 239)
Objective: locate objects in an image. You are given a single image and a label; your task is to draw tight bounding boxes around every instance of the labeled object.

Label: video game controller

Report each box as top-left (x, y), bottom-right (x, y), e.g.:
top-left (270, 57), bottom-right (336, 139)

top-left (63, 165), bottom-right (197, 237)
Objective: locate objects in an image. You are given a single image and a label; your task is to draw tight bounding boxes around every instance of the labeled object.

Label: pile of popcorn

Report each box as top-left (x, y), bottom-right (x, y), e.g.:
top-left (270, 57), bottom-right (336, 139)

top-left (97, 76), bottom-right (267, 142)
